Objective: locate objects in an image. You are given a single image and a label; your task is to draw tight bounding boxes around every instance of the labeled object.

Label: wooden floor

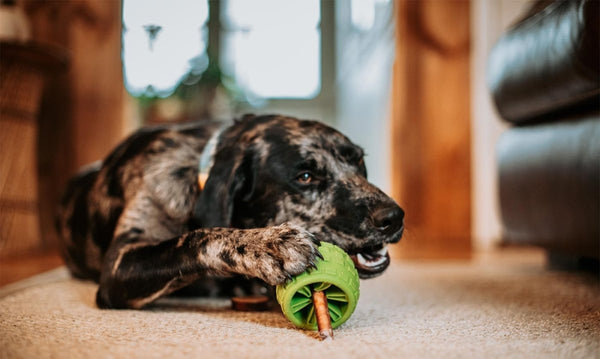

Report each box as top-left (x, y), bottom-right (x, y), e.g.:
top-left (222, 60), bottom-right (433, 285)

top-left (0, 251), bottom-right (64, 287)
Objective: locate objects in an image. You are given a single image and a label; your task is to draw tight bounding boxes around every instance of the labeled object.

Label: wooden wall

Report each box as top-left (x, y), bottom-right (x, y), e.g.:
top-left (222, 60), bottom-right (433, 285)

top-left (0, 43), bottom-right (66, 258)
top-left (390, 0), bottom-right (472, 259)
top-left (21, 0), bottom-right (125, 253)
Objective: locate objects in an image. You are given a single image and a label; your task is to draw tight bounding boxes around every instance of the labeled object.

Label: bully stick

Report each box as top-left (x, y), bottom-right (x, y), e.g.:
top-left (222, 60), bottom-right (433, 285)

top-left (312, 290), bottom-right (333, 340)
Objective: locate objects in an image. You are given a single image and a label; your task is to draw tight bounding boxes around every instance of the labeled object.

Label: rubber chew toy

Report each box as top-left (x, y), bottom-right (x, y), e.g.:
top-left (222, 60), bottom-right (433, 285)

top-left (276, 242), bottom-right (360, 340)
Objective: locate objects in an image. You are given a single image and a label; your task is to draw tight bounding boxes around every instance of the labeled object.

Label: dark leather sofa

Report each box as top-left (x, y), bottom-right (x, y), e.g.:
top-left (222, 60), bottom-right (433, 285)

top-left (487, 0), bottom-right (599, 267)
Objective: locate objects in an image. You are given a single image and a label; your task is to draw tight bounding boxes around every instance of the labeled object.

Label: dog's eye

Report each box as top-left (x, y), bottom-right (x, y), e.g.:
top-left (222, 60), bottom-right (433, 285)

top-left (296, 172), bottom-right (313, 185)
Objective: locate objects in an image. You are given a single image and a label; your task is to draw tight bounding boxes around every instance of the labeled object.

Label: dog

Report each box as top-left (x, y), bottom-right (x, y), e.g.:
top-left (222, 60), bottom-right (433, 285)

top-left (56, 114), bottom-right (405, 309)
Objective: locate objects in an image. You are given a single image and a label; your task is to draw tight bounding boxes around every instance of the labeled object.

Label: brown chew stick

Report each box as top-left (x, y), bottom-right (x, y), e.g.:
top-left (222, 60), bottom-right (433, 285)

top-left (312, 291), bottom-right (333, 340)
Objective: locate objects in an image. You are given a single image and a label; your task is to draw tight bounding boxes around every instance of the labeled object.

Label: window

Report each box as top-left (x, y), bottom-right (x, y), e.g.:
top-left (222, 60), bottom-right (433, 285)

top-left (220, 0), bottom-right (321, 99)
top-left (122, 0), bottom-right (209, 98)
top-left (122, 0), bottom-right (322, 100)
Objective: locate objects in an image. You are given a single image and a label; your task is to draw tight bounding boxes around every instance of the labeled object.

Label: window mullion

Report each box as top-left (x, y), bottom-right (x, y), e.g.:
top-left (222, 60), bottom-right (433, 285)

top-left (207, 0), bottom-right (221, 64)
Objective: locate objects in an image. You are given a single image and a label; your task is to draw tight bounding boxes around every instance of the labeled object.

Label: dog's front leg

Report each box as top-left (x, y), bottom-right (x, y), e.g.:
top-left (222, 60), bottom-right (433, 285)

top-left (96, 223), bottom-right (320, 309)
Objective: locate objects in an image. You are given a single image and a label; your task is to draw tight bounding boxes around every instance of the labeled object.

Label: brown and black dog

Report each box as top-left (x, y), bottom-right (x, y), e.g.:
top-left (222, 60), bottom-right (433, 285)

top-left (56, 114), bottom-right (404, 309)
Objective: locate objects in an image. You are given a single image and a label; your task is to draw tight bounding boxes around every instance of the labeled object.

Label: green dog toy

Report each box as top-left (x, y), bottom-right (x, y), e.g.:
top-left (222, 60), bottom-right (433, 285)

top-left (276, 242), bottom-right (360, 339)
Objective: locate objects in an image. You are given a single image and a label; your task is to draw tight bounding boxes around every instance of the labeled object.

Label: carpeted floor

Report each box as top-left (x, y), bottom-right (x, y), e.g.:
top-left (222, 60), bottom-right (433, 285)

top-left (1, 248), bottom-right (599, 359)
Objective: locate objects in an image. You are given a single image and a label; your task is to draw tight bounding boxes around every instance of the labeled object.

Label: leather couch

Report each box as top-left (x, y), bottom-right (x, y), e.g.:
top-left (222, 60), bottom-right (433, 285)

top-left (487, 0), bottom-right (599, 266)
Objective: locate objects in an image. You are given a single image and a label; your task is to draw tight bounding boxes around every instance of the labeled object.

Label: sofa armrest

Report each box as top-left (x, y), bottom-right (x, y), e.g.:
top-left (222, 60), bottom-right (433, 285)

top-left (487, 0), bottom-right (599, 124)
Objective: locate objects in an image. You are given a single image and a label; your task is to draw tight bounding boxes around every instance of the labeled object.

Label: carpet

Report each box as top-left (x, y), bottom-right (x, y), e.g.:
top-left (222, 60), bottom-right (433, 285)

top-left (1, 248), bottom-right (599, 359)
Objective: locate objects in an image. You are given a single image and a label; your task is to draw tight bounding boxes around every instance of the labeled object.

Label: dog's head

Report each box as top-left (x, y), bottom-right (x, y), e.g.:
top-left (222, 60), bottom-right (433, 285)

top-left (197, 114), bottom-right (404, 278)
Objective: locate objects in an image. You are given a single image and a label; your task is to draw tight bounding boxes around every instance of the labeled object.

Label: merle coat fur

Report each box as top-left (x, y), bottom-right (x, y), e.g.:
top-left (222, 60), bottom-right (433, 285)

top-left (57, 114), bottom-right (404, 309)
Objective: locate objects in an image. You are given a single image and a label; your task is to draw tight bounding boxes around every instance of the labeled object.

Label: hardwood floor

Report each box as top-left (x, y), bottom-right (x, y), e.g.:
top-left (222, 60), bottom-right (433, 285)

top-left (0, 251), bottom-right (64, 287)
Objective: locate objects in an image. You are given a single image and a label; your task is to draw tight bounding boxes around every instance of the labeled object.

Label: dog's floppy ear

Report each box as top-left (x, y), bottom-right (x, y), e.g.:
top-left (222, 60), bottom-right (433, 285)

top-left (194, 146), bottom-right (256, 228)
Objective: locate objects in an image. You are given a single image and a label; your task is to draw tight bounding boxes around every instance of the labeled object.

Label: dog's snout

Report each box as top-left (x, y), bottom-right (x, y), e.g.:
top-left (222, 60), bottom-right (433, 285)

top-left (372, 205), bottom-right (404, 235)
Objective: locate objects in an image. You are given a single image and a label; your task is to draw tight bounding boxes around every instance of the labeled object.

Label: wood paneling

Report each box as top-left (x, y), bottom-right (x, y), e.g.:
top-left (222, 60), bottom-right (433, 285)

top-left (23, 0), bottom-right (125, 252)
top-left (390, 0), bottom-right (472, 259)
top-left (0, 43), bottom-right (67, 258)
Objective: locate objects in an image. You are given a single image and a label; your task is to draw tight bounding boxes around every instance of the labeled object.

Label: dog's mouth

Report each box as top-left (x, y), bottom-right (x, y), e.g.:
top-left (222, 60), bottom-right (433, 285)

top-left (349, 244), bottom-right (390, 279)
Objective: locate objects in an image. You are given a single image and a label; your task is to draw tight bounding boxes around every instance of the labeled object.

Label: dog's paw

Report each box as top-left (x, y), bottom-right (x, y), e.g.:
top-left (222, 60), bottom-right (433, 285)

top-left (248, 223), bottom-right (321, 286)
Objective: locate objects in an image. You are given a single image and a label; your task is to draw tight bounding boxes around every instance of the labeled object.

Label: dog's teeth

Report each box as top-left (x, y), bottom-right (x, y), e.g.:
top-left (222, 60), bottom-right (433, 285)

top-left (356, 253), bottom-right (368, 266)
top-left (376, 245), bottom-right (388, 257)
top-left (370, 255), bottom-right (388, 266)
top-left (356, 250), bottom-right (388, 268)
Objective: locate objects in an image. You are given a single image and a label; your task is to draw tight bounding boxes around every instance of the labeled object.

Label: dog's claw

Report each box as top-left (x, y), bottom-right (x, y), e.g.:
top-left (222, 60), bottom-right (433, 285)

top-left (315, 251), bottom-right (324, 261)
top-left (308, 233), bottom-right (321, 246)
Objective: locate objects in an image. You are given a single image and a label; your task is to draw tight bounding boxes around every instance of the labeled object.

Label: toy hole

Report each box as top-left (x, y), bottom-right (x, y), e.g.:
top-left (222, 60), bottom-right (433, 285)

top-left (288, 282), bottom-right (350, 327)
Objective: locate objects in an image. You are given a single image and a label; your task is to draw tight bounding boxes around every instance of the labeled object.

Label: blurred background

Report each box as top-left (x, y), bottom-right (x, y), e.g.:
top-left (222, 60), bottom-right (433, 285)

top-left (1, 0), bottom-right (597, 284)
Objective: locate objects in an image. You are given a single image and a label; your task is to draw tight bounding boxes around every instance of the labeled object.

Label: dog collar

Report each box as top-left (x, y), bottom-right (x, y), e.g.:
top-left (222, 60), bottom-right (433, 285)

top-left (198, 125), bottom-right (226, 190)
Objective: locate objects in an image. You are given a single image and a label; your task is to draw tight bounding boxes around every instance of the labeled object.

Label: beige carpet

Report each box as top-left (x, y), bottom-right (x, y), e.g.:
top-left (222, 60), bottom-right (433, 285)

top-left (1, 248), bottom-right (599, 359)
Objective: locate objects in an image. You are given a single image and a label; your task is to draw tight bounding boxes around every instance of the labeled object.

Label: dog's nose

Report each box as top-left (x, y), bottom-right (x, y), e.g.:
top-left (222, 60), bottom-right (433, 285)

top-left (372, 205), bottom-right (404, 235)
